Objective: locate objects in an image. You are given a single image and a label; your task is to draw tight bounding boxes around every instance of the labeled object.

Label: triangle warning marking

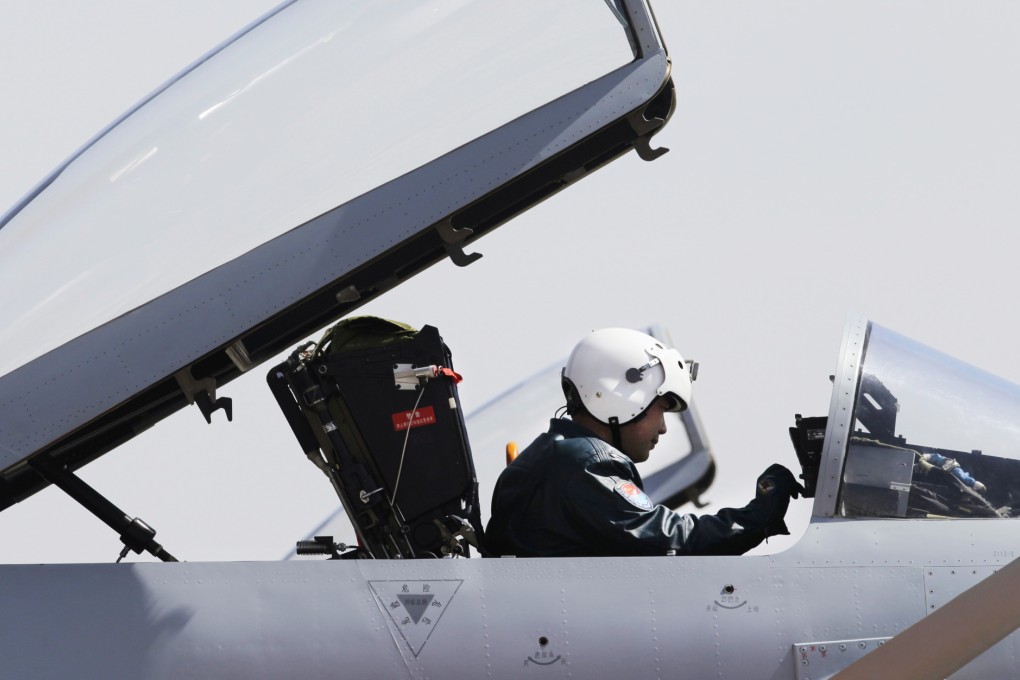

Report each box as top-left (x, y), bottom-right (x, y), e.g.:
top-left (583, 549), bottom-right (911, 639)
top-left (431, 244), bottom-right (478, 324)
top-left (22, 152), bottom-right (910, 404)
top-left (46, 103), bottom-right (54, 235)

top-left (370, 580), bottom-right (462, 657)
top-left (397, 593), bottom-right (434, 624)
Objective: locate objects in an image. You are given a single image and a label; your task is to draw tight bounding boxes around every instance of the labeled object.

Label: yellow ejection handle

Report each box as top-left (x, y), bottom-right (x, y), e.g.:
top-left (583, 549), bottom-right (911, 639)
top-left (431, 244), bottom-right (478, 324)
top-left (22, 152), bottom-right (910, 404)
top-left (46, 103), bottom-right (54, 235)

top-left (505, 442), bottom-right (519, 466)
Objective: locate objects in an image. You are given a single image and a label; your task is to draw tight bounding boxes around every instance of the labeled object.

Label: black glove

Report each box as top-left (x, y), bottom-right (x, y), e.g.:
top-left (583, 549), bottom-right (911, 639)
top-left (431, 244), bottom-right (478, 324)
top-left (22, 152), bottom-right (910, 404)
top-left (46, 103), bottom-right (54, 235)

top-left (756, 463), bottom-right (806, 500)
top-left (754, 464), bottom-right (805, 537)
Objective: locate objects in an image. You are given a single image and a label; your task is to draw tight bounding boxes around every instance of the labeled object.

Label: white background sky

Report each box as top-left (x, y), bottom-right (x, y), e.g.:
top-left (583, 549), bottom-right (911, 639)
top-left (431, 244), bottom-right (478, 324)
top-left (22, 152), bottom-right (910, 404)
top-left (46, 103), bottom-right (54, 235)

top-left (2, 1), bottom-right (1020, 564)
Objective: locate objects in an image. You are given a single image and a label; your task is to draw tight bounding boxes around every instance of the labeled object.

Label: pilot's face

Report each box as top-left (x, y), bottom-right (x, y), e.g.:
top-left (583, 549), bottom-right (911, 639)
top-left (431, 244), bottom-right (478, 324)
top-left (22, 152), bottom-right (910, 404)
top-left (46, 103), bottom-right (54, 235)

top-left (619, 398), bottom-right (669, 464)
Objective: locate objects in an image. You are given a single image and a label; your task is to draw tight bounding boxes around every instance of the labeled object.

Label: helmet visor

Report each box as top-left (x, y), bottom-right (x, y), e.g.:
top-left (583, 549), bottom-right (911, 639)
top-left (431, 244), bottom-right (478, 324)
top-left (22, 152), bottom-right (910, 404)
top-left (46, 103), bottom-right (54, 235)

top-left (646, 344), bottom-right (691, 412)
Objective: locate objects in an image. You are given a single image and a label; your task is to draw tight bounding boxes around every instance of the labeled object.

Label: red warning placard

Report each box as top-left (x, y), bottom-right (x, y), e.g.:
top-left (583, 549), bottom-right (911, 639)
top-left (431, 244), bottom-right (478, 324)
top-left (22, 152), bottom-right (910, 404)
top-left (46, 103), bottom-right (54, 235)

top-left (392, 405), bottom-right (437, 431)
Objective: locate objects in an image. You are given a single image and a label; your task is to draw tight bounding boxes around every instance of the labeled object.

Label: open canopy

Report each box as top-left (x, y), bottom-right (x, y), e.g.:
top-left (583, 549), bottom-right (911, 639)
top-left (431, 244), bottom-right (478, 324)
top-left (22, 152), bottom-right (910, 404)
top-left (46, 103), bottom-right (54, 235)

top-left (0, 0), bottom-right (674, 510)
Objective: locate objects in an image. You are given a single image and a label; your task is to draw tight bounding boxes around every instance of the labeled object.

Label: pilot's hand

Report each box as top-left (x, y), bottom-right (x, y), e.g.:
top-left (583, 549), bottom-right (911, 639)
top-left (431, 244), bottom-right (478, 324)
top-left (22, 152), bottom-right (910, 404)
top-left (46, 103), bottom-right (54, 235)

top-left (755, 464), bottom-right (804, 538)
top-left (756, 464), bottom-right (806, 500)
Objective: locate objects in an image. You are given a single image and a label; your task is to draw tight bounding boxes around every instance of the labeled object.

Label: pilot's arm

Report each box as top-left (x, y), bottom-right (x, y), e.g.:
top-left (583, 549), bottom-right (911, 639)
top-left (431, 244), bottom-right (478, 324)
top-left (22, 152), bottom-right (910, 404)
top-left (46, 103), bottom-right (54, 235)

top-left (565, 462), bottom-right (802, 556)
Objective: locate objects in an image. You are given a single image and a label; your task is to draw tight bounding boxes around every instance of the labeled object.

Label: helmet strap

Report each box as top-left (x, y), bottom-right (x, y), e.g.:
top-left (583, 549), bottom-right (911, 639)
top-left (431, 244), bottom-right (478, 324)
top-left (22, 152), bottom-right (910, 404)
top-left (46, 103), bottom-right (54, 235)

top-left (608, 416), bottom-right (623, 451)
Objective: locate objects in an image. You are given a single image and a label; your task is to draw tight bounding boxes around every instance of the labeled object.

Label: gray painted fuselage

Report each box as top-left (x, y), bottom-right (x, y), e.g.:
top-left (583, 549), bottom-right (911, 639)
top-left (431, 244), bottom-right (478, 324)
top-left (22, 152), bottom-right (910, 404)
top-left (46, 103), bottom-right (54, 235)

top-left (2, 517), bottom-right (1014, 679)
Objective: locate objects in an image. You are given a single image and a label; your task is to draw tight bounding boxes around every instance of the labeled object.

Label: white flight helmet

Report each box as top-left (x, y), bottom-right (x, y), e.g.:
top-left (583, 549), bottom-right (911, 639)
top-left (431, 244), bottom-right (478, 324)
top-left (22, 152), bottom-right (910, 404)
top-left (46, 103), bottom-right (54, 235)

top-left (561, 328), bottom-right (693, 427)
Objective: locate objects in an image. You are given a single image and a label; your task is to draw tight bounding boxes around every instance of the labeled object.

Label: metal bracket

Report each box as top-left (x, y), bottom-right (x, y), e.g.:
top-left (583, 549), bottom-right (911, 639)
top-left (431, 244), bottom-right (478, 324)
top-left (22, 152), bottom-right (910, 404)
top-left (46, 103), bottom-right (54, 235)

top-left (174, 369), bottom-right (233, 423)
top-left (793, 637), bottom-right (890, 680)
top-left (433, 515), bottom-right (483, 557)
top-left (393, 363), bottom-right (437, 391)
top-left (625, 81), bottom-right (673, 161)
top-left (436, 219), bottom-right (482, 267)
top-left (335, 284), bottom-right (361, 304)
top-left (225, 339), bottom-right (255, 373)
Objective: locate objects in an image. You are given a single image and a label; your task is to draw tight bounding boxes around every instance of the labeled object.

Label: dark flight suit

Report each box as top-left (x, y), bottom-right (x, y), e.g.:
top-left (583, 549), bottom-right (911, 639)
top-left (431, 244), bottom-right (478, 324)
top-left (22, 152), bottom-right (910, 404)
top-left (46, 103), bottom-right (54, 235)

top-left (485, 418), bottom-right (799, 557)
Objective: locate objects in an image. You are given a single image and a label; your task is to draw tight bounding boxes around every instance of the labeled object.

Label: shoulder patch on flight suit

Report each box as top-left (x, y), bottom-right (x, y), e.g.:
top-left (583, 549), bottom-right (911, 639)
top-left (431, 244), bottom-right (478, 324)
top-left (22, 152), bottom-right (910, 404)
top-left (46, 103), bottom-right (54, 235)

top-left (614, 480), bottom-right (654, 511)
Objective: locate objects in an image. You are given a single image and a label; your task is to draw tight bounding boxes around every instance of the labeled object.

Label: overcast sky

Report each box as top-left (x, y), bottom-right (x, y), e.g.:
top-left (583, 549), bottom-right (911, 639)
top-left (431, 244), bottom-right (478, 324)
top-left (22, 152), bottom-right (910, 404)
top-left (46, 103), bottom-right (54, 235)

top-left (2, 1), bottom-right (1020, 564)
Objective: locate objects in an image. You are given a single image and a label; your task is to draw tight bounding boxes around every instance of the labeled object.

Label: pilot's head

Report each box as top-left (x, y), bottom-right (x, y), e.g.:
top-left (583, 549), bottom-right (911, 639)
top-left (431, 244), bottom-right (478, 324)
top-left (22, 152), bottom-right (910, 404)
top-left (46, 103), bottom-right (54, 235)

top-left (561, 328), bottom-right (694, 463)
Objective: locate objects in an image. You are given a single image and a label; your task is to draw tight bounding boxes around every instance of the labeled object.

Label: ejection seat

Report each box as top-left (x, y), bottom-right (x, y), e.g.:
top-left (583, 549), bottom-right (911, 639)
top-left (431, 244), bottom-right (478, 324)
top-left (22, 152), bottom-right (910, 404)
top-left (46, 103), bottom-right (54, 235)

top-left (269, 317), bottom-right (487, 559)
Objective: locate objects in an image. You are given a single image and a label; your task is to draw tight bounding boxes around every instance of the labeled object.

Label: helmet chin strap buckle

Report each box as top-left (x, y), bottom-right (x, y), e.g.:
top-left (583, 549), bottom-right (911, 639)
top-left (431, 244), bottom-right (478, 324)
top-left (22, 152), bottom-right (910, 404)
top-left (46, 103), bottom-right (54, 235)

top-left (626, 357), bottom-right (662, 383)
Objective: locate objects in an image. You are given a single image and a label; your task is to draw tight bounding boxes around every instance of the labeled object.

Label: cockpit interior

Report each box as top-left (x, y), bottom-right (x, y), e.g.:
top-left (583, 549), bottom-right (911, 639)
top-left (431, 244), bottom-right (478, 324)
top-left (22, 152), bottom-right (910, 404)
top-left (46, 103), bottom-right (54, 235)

top-left (270, 313), bottom-right (1020, 561)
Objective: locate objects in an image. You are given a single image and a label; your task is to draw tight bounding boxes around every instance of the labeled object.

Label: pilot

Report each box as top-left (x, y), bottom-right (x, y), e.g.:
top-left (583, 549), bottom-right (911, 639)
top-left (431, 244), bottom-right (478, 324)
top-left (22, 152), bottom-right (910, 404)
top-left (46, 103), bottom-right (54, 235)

top-left (485, 328), bottom-right (803, 557)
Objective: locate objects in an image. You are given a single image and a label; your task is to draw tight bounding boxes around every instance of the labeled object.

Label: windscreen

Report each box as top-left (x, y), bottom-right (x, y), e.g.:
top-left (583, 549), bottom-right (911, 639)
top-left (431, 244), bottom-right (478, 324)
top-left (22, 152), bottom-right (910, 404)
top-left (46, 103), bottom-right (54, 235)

top-left (0, 0), bottom-right (635, 381)
top-left (839, 323), bottom-right (1020, 519)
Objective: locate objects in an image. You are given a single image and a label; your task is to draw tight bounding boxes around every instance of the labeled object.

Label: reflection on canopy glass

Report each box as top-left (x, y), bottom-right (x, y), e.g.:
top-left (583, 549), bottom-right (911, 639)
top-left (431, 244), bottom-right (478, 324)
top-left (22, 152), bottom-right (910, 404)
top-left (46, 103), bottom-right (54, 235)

top-left (0, 0), bottom-right (634, 380)
top-left (840, 323), bottom-right (1020, 519)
